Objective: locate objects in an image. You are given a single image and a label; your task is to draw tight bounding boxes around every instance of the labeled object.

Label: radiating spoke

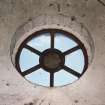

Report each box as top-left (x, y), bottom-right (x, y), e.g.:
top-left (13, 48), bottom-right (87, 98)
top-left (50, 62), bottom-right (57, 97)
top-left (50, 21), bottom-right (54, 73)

top-left (63, 65), bottom-right (81, 78)
top-left (24, 45), bottom-right (42, 56)
top-left (21, 64), bottom-right (41, 76)
top-left (50, 72), bottom-right (54, 87)
top-left (50, 31), bottom-right (55, 49)
top-left (63, 45), bottom-right (80, 55)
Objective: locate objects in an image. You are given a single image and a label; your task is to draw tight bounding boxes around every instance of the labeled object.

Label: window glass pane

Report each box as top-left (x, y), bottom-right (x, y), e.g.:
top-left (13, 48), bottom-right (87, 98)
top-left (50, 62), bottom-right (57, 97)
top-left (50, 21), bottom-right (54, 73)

top-left (65, 49), bottom-right (84, 74)
top-left (55, 33), bottom-right (77, 52)
top-left (27, 33), bottom-right (51, 52)
top-left (54, 70), bottom-right (78, 86)
top-left (19, 48), bottom-right (39, 72)
top-left (25, 68), bottom-right (50, 86)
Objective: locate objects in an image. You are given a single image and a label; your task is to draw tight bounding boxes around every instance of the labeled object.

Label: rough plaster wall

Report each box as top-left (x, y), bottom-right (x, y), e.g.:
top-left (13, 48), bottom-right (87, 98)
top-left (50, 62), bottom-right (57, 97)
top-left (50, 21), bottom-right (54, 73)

top-left (0, 0), bottom-right (105, 105)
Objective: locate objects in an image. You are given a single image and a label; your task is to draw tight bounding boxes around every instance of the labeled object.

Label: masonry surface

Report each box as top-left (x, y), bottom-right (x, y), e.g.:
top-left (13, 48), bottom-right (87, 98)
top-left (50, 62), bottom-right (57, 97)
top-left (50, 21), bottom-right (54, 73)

top-left (0, 0), bottom-right (105, 105)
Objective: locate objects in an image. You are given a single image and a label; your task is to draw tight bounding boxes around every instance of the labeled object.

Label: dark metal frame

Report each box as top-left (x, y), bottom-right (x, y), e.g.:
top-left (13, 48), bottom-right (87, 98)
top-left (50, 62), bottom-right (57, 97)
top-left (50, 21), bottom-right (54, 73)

top-left (15, 29), bottom-right (88, 87)
top-left (39, 49), bottom-right (65, 73)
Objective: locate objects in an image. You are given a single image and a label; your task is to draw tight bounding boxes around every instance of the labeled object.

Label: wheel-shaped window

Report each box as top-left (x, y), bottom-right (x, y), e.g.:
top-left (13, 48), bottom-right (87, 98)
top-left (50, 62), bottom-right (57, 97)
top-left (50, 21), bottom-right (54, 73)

top-left (15, 29), bottom-right (88, 87)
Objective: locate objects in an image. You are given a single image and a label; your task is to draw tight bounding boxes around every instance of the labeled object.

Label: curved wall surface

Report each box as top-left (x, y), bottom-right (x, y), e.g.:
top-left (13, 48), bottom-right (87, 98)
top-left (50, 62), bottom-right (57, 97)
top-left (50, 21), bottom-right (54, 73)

top-left (0, 0), bottom-right (105, 105)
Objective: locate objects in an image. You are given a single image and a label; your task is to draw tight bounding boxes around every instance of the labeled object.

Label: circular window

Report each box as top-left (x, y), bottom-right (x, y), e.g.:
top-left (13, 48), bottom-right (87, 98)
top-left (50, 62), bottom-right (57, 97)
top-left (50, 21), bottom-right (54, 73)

top-left (15, 29), bottom-right (88, 87)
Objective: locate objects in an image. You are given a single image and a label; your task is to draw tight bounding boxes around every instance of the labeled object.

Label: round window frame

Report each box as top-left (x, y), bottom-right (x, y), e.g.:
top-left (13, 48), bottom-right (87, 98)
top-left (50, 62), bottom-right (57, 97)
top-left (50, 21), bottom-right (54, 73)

top-left (15, 29), bottom-right (88, 87)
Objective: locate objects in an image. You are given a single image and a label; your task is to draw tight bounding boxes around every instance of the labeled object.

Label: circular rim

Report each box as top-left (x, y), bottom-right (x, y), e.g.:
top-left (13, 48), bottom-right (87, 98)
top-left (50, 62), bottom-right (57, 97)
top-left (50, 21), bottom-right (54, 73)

top-left (15, 29), bottom-right (88, 87)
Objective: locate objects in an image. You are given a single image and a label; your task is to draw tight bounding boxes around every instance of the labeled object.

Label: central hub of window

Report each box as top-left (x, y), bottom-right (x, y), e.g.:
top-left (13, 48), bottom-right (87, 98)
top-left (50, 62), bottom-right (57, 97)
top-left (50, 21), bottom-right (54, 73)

top-left (40, 49), bottom-right (65, 72)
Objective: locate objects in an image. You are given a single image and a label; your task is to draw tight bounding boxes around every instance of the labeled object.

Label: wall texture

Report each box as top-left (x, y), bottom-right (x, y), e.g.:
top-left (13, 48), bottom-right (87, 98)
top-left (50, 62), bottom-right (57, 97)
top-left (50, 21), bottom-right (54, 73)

top-left (0, 0), bottom-right (105, 105)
